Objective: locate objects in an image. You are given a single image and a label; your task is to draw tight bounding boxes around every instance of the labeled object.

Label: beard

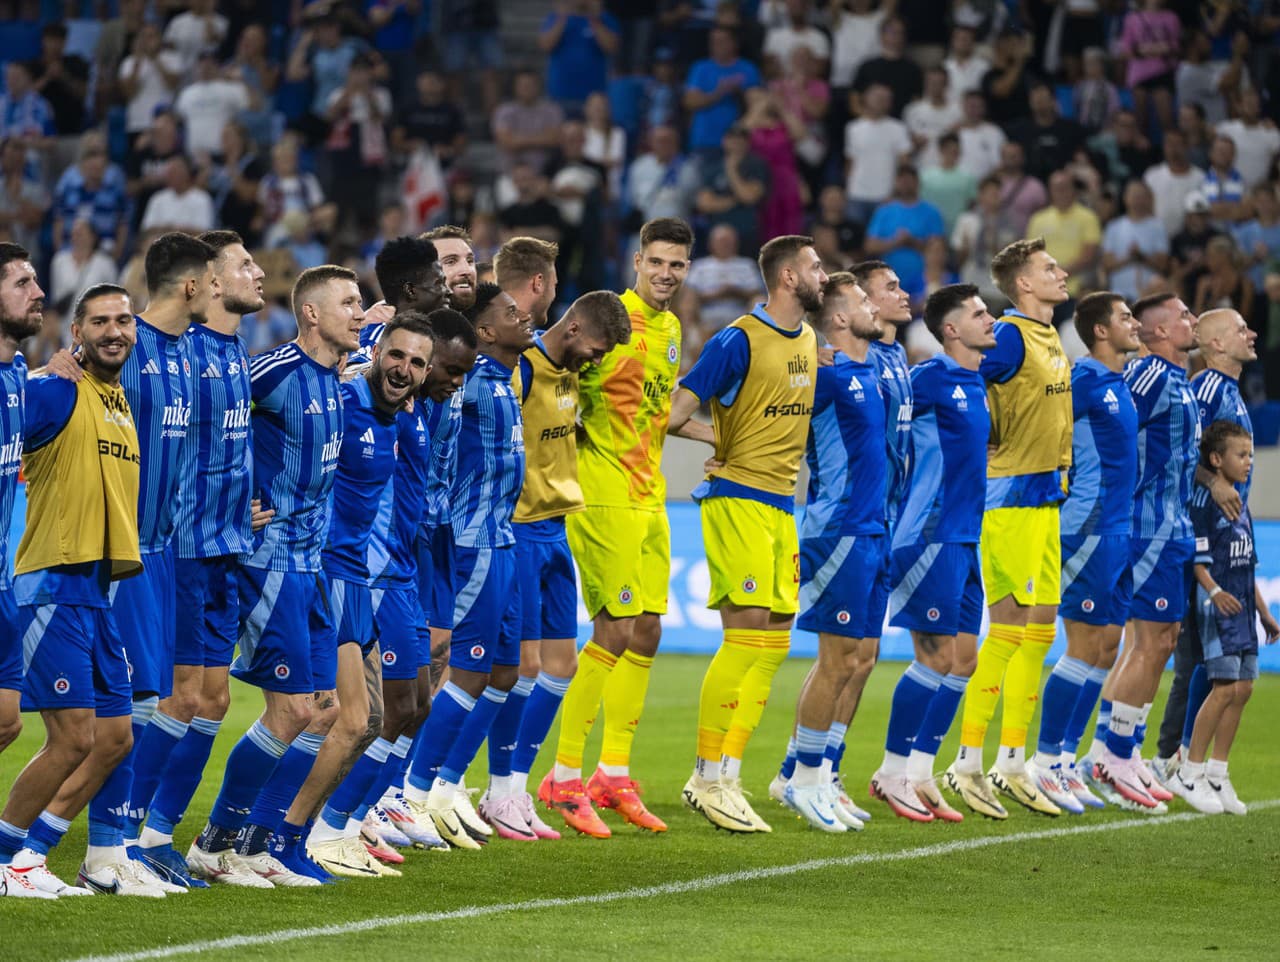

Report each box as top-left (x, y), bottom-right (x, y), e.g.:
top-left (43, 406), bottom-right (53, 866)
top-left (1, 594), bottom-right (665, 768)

top-left (223, 292), bottom-right (266, 316)
top-left (796, 280), bottom-right (823, 314)
top-left (447, 283), bottom-right (475, 310)
top-left (0, 306), bottom-right (43, 342)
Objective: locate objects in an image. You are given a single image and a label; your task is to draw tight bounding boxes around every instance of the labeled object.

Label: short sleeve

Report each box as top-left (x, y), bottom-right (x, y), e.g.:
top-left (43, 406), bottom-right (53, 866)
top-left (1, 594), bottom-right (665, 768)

top-left (908, 363), bottom-right (936, 416)
top-left (681, 326), bottom-right (749, 404)
top-left (517, 355), bottom-right (534, 404)
top-left (686, 61), bottom-right (713, 93)
top-left (812, 363), bottom-right (837, 415)
top-left (1190, 496), bottom-right (1214, 565)
top-left (979, 321), bottom-right (1025, 385)
top-left (866, 205), bottom-right (893, 239)
top-left (23, 375), bottom-right (78, 452)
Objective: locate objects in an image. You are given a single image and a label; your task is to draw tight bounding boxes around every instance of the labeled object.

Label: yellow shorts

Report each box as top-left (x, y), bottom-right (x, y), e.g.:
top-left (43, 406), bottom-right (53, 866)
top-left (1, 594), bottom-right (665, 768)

top-left (981, 505), bottom-right (1061, 607)
top-left (701, 496), bottom-right (800, 614)
top-left (567, 506), bottom-right (670, 619)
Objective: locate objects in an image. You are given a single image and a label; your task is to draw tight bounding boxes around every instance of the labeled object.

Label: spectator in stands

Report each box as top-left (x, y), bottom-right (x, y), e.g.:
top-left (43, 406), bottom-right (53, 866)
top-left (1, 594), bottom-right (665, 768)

top-left (1194, 234), bottom-right (1254, 318)
top-left (864, 163), bottom-right (945, 300)
top-left (286, 5), bottom-right (379, 139)
top-left (118, 22), bottom-right (181, 140)
top-left (642, 48), bottom-right (682, 133)
top-left (164, 0), bottom-right (228, 78)
top-left (274, 209), bottom-right (328, 271)
top-left (1119, 0), bottom-right (1180, 138)
top-left (853, 16), bottom-right (922, 117)
top-left (844, 83), bottom-right (912, 226)
top-left (921, 133), bottom-right (976, 235)
top-left (367, 0), bottom-right (422, 104)
top-left (1101, 178), bottom-right (1170, 302)
top-left (810, 183), bottom-right (865, 265)
top-left (952, 174), bottom-right (1019, 304)
top-left (942, 23), bottom-right (989, 107)
top-left (681, 222), bottom-right (765, 352)
top-left (174, 51), bottom-right (250, 162)
top-left (1145, 128), bottom-right (1208, 237)
top-left (741, 88), bottom-right (805, 241)
top-left (904, 67), bottom-right (962, 171)
top-left (1073, 47), bottom-right (1121, 133)
top-left (610, 1), bottom-right (657, 77)
top-left (583, 92), bottom-right (626, 202)
top-left (498, 162), bottom-right (565, 244)
top-left (126, 110), bottom-right (182, 227)
top-left (1180, 102), bottom-right (1213, 170)
top-left (549, 120), bottom-right (603, 239)
top-left (539, 1), bottom-right (620, 112)
top-left (492, 69), bottom-right (564, 175)
top-left (0, 136), bottom-right (49, 261)
top-left (0, 60), bottom-right (54, 150)
top-left (684, 27), bottom-right (762, 155)
top-left (1027, 170), bottom-right (1102, 318)
top-left (49, 217), bottom-right (117, 314)
top-left (917, 234), bottom-right (958, 311)
top-left (259, 135), bottom-right (335, 247)
top-left (322, 52), bottom-right (391, 232)
top-left (94, 0), bottom-right (147, 112)
top-left (696, 123), bottom-right (768, 254)
top-left (29, 23), bottom-right (89, 138)
top-left (1089, 109), bottom-right (1157, 190)
top-left (1170, 190), bottom-right (1222, 303)
top-left (440, 0), bottom-right (502, 116)
top-left (626, 124), bottom-right (700, 237)
top-left (956, 89), bottom-right (1006, 181)
top-left (770, 46), bottom-right (829, 200)
top-left (1177, 28), bottom-right (1243, 127)
top-left (763, 0), bottom-right (829, 77)
top-left (1006, 82), bottom-right (1087, 183)
top-left (225, 23), bottom-right (281, 148)
top-left (1218, 88), bottom-right (1280, 189)
top-left (981, 28), bottom-right (1034, 129)
top-left (1204, 134), bottom-right (1247, 226)
top-left (141, 153), bottom-right (215, 233)
top-left (398, 70), bottom-right (467, 169)
top-left (1236, 183), bottom-right (1280, 293)
top-left (995, 140), bottom-right (1046, 237)
top-left (52, 133), bottom-right (130, 254)
top-left (206, 120), bottom-right (266, 247)
top-left (829, 0), bottom-right (893, 96)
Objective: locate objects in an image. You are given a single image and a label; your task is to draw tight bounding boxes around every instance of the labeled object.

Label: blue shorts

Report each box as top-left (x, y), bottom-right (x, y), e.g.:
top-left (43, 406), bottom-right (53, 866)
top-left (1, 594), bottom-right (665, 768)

top-left (1130, 537), bottom-right (1194, 623)
top-left (515, 525), bottom-right (578, 642)
top-left (21, 603), bottom-right (132, 716)
top-left (418, 524), bottom-right (457, 632)
top-left (327, 575), bottom-right (375, 657)
top-left (888, 541), bottom-right (985, 637)
top-left (372, 584), bottom-right (425, 680)
top-left (174, 555), bottom-right (240, 669)
top-left (797, 534), bottom-right (889, 639)
top-left (0, 589), bottom-right (22, 692)
top-left (1205, 651), bottom-right (1259, 682)
top-left (233, 566), bottom-right (336, 694)
top-left (451, 545), bottom-right (520, 673)
top-left (1060, 533), bottom-right (1134, 626)
top-left (109, 547), bottom-right (175, 698)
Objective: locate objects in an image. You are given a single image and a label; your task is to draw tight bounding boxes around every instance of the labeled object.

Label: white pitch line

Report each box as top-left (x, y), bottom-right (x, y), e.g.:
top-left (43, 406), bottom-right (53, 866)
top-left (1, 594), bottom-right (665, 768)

top-left (69, 800), bottom-right (1280, 962)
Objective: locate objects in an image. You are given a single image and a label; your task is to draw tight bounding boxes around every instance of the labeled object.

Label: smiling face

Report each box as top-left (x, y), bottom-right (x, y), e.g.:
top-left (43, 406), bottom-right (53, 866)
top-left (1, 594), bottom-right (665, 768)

top-left (74, 292), bottom-right (136, 377)
top-left (370, 326), bottom-right (433, 412)
top-left (633, 240), bottom-right (690, 311)
top-left (434, 237), bottom-right (477, 309)
top-left (477, 290), bottom-right (534, 354)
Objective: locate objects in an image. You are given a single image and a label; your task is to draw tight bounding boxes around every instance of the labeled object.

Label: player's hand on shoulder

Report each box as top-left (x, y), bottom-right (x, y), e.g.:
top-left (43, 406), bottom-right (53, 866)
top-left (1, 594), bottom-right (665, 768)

top-left (817, 345), bottom-right (835, 367)
top-left (342, 360), bottom-right (370, 382)
top-left (250, 498), bottom-right (275, 532)
top-left (363, 301), bottom-right (394, 329)
top-left (1210, 476), bottom-right (1242, 521)
top-left (41, 348), bottom-right (84, 382)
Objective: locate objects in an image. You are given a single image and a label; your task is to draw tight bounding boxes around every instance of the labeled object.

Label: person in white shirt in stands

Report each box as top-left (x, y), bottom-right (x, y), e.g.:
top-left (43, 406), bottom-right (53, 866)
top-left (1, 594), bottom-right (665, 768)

top-left (1143, 128), bottom-right (1207, 238)
top-left (955, 90), bottom-right (1006, 181)
top-left (679, 223), bottom-right (765, 355)
top-left (1101, 179), bottom-right (1169, 302)
top-left (763, 0), bottom-right (830, 77)
top-left (829, 0), bottom-right (892, 93)
top-left (118, 23), bottom-right (181, 139)
top-left (163, 0), bottom-right (228, 78)
top-left (140, 155), bottom-right (214, 234)
top-left (844, 83), bottom-right (912, 225)
top-left (1217, 88), bottom-right (1280, 189)
top-left (904, 67), bottom-right (963, 171)
top-left (942, 24), bottom-right (989, 106)
top-left (173, 52), bottom-right (250, 162)
top-left (49, 218), bottom-right (119, 315)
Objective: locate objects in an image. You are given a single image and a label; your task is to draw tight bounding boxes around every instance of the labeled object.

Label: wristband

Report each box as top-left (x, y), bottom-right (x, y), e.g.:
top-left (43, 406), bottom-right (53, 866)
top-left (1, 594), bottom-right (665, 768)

top-left (1209, 586), bottom-right (1222, 599)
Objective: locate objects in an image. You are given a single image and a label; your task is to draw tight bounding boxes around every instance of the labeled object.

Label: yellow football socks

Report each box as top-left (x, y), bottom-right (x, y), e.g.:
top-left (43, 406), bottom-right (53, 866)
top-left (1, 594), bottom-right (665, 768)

top-left (722, 631), bottom-right (790, 763)
top-left (959, 623), bottom-right (1024, 748)
top-left (1000, 621), bottom-right (1055, 749)
top-left (554, 640), bottom-right (617, 770)
top-left (696, 629), bottom-right (762, 763)
top-left (599, 649), bottom-right (655, 769)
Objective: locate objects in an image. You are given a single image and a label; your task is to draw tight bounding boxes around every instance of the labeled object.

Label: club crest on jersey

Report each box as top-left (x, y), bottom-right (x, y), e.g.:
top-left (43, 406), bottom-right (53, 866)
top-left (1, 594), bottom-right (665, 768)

top-left (1155, 597), bottom-right (1168, 611)
top-left (274, 663), bottom-right (291, 680)
top-left (619, 586), bottom-right (634, 605)
top-left (382, 651), bottom-right (397, 666)
top-left (1082, 599), bottom-right (1095, 613)
top-left (836, 610), bottom-right (851, 625)
top-left (667, 342), bottom-right (678, 365)
top-left (742, 577), bottom-right (758, 594)
top-left (1025, 579), bottom-right (1034, 595)
top-left (927, 607), bottom-right (940, 622)
top-left (53, 676), bottom-right (70, 695)
top-left (470, 644), bottom-right (485, 660)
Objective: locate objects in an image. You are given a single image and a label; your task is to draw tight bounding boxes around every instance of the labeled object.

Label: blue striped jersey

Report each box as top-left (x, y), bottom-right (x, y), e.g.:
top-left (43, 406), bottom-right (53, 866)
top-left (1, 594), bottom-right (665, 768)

top-left (1125, 354), bottom-right (1200, 541)
top-left (243, 341), bottom-right (344, 573)
top-left (1192, 367), bottom-right (1252, 503)
top-left (421, 391), bottom-right (462, 531)
top-left (868, 339), bottom-right (913, 530)
top-left (323, 377), bottom-right (399, 584)
top-left (121, 318), bottom-right (192, 552)
top-left (1190, 483), bottom-right (1257, 652)
top-left (369, 401), bottom-right (431, 587)
top-left (800, 352), bottom-right (887, 540)
top-left (893, 354), bottom-right (989, 548)
top-left (450, 354), bottom-right (525, 548)
top-left (1061, 358), bottom-right (1138, 538)
top-left (348, 321), bottom-right (384, 366)
top-left (171, 325), bottom-right (254, 559)
top-left (0, 353), bottom-right (27, 590)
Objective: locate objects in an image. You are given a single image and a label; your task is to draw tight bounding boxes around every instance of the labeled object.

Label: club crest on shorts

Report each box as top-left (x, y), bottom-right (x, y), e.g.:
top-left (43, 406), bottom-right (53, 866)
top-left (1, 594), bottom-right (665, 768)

top-left (274, 663), bottom-right (291, 681)
top-left (382, 650), bottom-right (397, 666)
top-left (619, 585), bottom-right (634, 605)
top-left (471, 644), bottom-right (485, 660)
top-left (1082, 599), bottom-right (1095, 613)
top-left (53, 676), bottom-right (70, 695)
top-left (836, 610), bottom-right (851, 625)
top-left (742, 577), bottom-right (758, 594)
top-left (1155, 597), bottom-right (1168, 611)
top-left (927, 607), bottom-right (941, 622)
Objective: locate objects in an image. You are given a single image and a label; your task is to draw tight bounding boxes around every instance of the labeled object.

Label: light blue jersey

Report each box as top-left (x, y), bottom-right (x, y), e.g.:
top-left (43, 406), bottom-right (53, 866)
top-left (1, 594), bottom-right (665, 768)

top-left (243, 342), bottom-right (344, 573)
top-left (422, 392), bottom-right (462, 532)
top-left (1061, 358), bottom-right (1138, 538)
top-left (450, 354), bottom-right (525, 549)
top-left (1126, 354), bottom-right (1200, 541)
top-left (369, 402), bottom-right (430, 588)
top-left (172, 324), bottom-right (254, 559)
top-left (0, 354), bottom-right (26, 591)
top-left (868, 339), bottom-right (913, 530)
top-left (121, 318), bottom-right (192, 552)
top-left (1192, 367), bottom-right (1252, 502)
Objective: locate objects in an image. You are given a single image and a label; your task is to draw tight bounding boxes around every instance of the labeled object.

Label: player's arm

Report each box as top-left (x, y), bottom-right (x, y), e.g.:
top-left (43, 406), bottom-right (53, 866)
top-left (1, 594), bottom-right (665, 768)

top-left (1194, 561), bottom-right (1242, 616)
top-left (671, 326), bottom-right (749, 447)
top-left (22, 375), bottom-right (78, 452)
top-left (668, 387), bottom-right (712, 445)
top-left (1195, 462), bottom-right (1242, 520)
top-left (978, 321), bottom-right (1024, 386)
top-left (1255, 582), bottom-right (1280, 642)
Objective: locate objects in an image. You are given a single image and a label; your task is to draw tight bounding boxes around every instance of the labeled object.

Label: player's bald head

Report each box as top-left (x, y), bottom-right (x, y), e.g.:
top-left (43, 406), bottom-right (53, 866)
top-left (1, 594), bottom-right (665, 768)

top-left (1195, 308), bottom-right (1242, 344)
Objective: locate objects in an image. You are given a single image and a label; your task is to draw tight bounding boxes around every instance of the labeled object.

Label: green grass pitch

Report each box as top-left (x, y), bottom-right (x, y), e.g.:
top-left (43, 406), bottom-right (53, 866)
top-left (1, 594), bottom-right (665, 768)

top-left (3, 654), bottom-right (1278, 961)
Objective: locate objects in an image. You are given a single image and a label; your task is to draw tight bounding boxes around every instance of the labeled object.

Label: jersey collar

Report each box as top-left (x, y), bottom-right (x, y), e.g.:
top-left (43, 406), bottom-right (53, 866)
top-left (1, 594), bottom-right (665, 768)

top-left (750, 303), bottom-right (806, 338)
